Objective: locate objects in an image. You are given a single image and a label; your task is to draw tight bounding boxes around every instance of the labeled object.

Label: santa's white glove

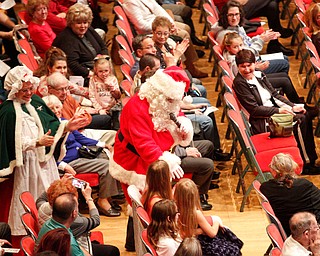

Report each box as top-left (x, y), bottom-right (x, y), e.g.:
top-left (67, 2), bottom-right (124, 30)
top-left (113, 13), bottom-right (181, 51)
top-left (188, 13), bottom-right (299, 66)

top-left (171, 164), bottom-right (184, 179)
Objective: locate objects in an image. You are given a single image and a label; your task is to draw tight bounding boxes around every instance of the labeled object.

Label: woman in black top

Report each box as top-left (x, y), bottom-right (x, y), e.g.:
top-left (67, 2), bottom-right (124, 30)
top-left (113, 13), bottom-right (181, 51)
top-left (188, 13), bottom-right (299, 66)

top-left (260, 153), bottom-right (320, 235)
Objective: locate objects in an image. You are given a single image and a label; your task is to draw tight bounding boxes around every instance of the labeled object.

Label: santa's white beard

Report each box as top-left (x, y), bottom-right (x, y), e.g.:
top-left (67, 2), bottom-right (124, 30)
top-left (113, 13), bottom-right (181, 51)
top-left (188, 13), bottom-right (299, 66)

top-left (149, 95), bottom-right (180, 132)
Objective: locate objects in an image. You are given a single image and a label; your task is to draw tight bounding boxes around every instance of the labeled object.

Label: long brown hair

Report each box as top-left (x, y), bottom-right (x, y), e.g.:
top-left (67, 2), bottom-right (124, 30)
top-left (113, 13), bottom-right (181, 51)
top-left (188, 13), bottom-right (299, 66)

top-left (141, 160), bottom-right (172, 214)
top-left (36, 228), bottom-right (71, 256)
top-left (147, 199), bottom-right (180, 249)
top-left (174, 179), bottom-right (200, 238)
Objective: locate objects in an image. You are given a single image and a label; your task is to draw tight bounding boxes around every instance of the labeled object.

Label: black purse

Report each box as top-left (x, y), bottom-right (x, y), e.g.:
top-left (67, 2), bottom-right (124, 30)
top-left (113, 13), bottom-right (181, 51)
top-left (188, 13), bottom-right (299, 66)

top-left (78, 146), bottom-right (104, 159)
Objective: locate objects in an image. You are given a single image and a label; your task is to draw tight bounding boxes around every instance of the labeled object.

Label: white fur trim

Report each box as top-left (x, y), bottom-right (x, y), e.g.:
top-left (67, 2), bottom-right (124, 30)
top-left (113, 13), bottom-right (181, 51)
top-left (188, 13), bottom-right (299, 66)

top-left (139, 70), bottom-right (185, 101)
top-left (13, 101), bottom-right (23, 167)
top-left (158, 151), bottom-right (181, 173)
top-left (109, 154), bottom-right (146, 192)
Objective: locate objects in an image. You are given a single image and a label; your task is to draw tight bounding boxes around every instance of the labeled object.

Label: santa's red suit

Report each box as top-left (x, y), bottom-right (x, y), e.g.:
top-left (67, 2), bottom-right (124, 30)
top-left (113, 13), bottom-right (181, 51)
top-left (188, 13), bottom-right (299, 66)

top-left (110, 68), bottom-right (193, 193)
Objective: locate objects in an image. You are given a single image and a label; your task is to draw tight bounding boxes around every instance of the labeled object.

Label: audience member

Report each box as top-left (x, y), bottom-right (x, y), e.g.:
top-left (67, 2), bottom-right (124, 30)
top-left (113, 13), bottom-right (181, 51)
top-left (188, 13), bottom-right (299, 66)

top-left (174, 237), bottom-right (202, 256)
top-left (0, 223), bottom-right (12, 253)
top-left (260, 153), bottom-right (320, 235)
top-left (34, 47), bottom-right (89, 98)
top-left (43, 95), bottom-right (121, 217)
top-left (53, 3), bottom-right (109, 84)
top-left (0, 66), bottom-right (89, 235)
top-left (37, 193), bottom-right (88, 255)
top-left (46, 72), bottom-right (113, 130)
top-left (122, 0), bottom-right (207, 78)
top-left (36, 228), bottom-right (72, 256)
top-left (233, 49), bottom-right (320, 174)
top-left (147, 199), bottom-right (182, 256)
top-left (222, 32), bottom-right (301, 103)
top-left (174, 179), bottom-right (243, 255)
top-left (141, 160), bottom-right (173, 216)
top-left (212, 0), bottom-right (294, 56)
top-left (27, 0), bottom-right (56, 58)
top-left (282, 212), bottom-right (320, 256)
top-left (36, 177), bottom-right (120, 255)
top-left (305, 3), bottom-right (320, 55)
top-left (89, 58), bottom-right (122, 130)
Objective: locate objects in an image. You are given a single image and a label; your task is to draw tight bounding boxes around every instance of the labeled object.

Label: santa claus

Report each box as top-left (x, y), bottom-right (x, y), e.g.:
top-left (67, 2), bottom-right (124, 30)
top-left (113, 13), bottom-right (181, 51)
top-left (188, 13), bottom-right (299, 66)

top-left (110, 66), bottom-right (193, 193)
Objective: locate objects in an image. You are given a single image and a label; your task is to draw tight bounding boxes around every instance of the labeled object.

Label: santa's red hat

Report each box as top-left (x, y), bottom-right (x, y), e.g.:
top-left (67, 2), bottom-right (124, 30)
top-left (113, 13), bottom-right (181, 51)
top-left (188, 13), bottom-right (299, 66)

top-left (163, 66), bottom-right (190, 92)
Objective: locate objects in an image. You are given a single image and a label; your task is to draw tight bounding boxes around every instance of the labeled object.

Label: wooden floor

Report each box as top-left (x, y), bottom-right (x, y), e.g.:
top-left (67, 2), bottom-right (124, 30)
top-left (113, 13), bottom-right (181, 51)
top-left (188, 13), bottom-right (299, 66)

top-left (94, 1), bottom-right (320, 255)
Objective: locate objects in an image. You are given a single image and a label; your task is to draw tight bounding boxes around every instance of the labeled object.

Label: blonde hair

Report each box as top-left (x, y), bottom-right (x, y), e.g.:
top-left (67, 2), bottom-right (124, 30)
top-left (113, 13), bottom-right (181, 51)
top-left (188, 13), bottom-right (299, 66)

top-left (222, 32), bottom-right (242, 52)
top-left (67, 3), bottom-right (93, 27)
top-left (305, 3), bottom-right (320, 34)
top-left (269, 153), bottom-right (299, 188)
top-left (174, 179), bottom-right (200, 238)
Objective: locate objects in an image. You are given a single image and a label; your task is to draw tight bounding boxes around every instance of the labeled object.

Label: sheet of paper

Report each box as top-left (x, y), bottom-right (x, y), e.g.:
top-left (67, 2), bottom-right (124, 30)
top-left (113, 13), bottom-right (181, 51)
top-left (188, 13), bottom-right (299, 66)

top-left (0, 0), bottom-right (16, 10)
top-left (3, 248), bottom-right (20, 253)
top-left (260, 52), bottom-right (284, 61)
top-left (0, 60), bottom-right (11, 77)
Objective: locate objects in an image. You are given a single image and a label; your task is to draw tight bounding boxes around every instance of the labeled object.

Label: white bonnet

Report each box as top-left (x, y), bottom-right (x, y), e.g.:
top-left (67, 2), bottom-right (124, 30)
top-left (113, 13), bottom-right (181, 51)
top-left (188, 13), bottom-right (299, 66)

top-left (4, 66), bottom-right (40, 100)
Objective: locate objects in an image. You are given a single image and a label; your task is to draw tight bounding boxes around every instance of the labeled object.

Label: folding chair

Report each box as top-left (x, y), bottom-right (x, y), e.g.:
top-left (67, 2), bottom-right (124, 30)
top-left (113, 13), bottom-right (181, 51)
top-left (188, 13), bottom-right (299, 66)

top-left (136, 206), bottom-right (151, 227)
top-left (21, 212), bottom-right (39, 241)
top-left (120, 63), bottom-right (134, 83)
top-left (252, 180), bottom-right (269, 203)
top-left (227, 109), bottom-right (303, 212)
top-left (120, 80), bottom-right (133, 106)
top-left (266, 223), bottom-right (285, 250)
top-left (116, 19), bottom-right (135, 51)
top-left (207, 29), bottom-right (219, 76)
top-left (20, 191), bottom-right (38, 223)
top-left (202, 3), bottom-right (215, 37)
top-left (115, 34), bottom-right (134, 54)
top-left (20, 235), bottom-right (35, 256)
top-left (118, 49), bottom-right (135, 67)
top-left (17, 10), bottom-right (28, 24)
top-left (141, 229), bottom-right (158, 256)
top-left (262, 201), bottom-right (288, 241)
top-left (128, 185), bottom-right (147, 255)
top-left (18, 53), bottom-right (38, 72)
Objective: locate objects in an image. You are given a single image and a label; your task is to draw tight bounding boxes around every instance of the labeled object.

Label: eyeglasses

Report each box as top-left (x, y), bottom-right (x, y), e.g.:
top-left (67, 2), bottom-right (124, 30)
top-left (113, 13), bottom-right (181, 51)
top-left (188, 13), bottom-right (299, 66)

top-left (51, 86), bottom-right (69, 92)
top-left (227, 13), bottom-right (240, 18)
top-left (303, 224), bottom-right (320, 233)
top-left (20, 87), bottom-right (34, 93)
top-left (141, 45), bottom-right (156, 50)
top-left (155, 31), bottom-right (170, 37)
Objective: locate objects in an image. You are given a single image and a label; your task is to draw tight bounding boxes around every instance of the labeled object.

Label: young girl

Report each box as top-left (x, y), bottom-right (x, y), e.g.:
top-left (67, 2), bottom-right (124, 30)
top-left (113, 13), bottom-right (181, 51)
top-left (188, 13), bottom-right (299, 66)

top-left (174, 179), bottom-right (243, 256)
top-left (147, 199), bottom-right (182, 256)
top-left (141, 160), bottom-right (173, 216)
top-left (89, 58), bottom-right (122, 129)
top-left (222, 32), bottom-right (301, 103)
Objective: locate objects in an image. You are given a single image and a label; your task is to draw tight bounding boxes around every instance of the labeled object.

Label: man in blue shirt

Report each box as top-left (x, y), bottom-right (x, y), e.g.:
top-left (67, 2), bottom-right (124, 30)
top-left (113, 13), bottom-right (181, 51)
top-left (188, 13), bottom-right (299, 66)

top-left (37, 193), bottom-right (87, 256)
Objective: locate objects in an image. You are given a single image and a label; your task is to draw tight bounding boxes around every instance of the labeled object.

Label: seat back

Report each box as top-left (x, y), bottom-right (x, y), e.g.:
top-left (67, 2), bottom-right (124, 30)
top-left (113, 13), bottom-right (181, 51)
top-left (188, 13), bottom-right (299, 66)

top-left (310, 57), bottom-right (320, 73)
top-left (269, 247), bottom-right (282, 256)
top-left (20, 191), bottom-right (38, 222)
top-left (296, 12), bottom-right (306, 27)
top-left (224, 92), bottom-right (240, 112)
top-left (113, 5), bottom-right (131, 26)
top-left (294, 0), bottom-right (307, 13)
top-left (252, 180), bottom-right (269, 203)
top-left (116, 19), bottom-right (134, 50)
top-left (128, 185), bottom-right (147, 255)
top-left (218, 60), bottom-right (234, 79)
top-left (120, 79), bottom-right (133, 97)
top-left (222, 75), bottom-right (234, 93)
top-left (266, 223), bottom-right (285, 250)
top-left (18, 53), bottom-right (38, 72)
top-left (136, 206), bottom-right (151, 227)
top-left (21, 212), bottom-right (39, 241)
top-left (141, 229), bottom-right (158, 256)
top-left (206, 15), bottom-right (218, 28)
top-left (118, 49), bottom-right (135, 67)
top-left (74, 173), bottom-right (99, 187)
top-left (305, 41), bottom-right (320, 60)
top-left (20, 235), bottom-right (35, 256)
top-left (17, 10), bottom-right (28, 24)
top-left (261, 201), bottom-right (287, 241)
top-left (207, 0), bottom-right (219, 19)
top-left (115, 34), bottom-right (133, 54)
top-left (120, 63), bottom-right (134, 83)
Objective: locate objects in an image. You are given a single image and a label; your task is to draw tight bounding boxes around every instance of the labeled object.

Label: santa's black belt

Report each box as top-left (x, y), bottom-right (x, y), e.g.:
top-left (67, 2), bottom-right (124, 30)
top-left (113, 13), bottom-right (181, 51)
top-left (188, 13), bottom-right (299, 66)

top-left (118, 131), bottom-right (140, 156)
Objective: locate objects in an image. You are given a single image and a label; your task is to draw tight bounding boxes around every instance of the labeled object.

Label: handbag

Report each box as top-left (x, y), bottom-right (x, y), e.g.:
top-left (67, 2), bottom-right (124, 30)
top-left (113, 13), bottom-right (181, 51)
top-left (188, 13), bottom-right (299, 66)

top-left (78, 146), bottom-right (104, 159)
top-left (268, 113), bottom-right (294, 137)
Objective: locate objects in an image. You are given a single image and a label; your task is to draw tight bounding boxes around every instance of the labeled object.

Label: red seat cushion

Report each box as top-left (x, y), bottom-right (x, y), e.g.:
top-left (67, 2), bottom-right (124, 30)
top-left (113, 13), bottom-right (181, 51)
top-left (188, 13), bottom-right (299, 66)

top-left (75, 173), bottom-right (99, 187)
top-left (251, 133), bottom-right (297, 153)
top-left (255, 147), bottom-right (303, 175)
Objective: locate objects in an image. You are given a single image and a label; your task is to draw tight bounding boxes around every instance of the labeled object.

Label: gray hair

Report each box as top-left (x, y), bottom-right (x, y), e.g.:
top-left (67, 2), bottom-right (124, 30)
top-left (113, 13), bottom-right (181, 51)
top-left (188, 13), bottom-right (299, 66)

top-left (42, 94), bottom-right (62, 107)
top-left (290, 212), bottom-right (315, 239)
top-left (46, 72), bottom-right (69, 89)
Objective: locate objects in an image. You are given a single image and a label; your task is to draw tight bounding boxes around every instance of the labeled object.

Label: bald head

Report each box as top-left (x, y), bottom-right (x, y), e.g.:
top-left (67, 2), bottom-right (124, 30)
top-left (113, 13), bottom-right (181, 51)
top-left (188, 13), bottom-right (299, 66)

top-left (52, 193), bottom-right (78, 224)
top-left (290, 212), bottom-right (316, 239)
